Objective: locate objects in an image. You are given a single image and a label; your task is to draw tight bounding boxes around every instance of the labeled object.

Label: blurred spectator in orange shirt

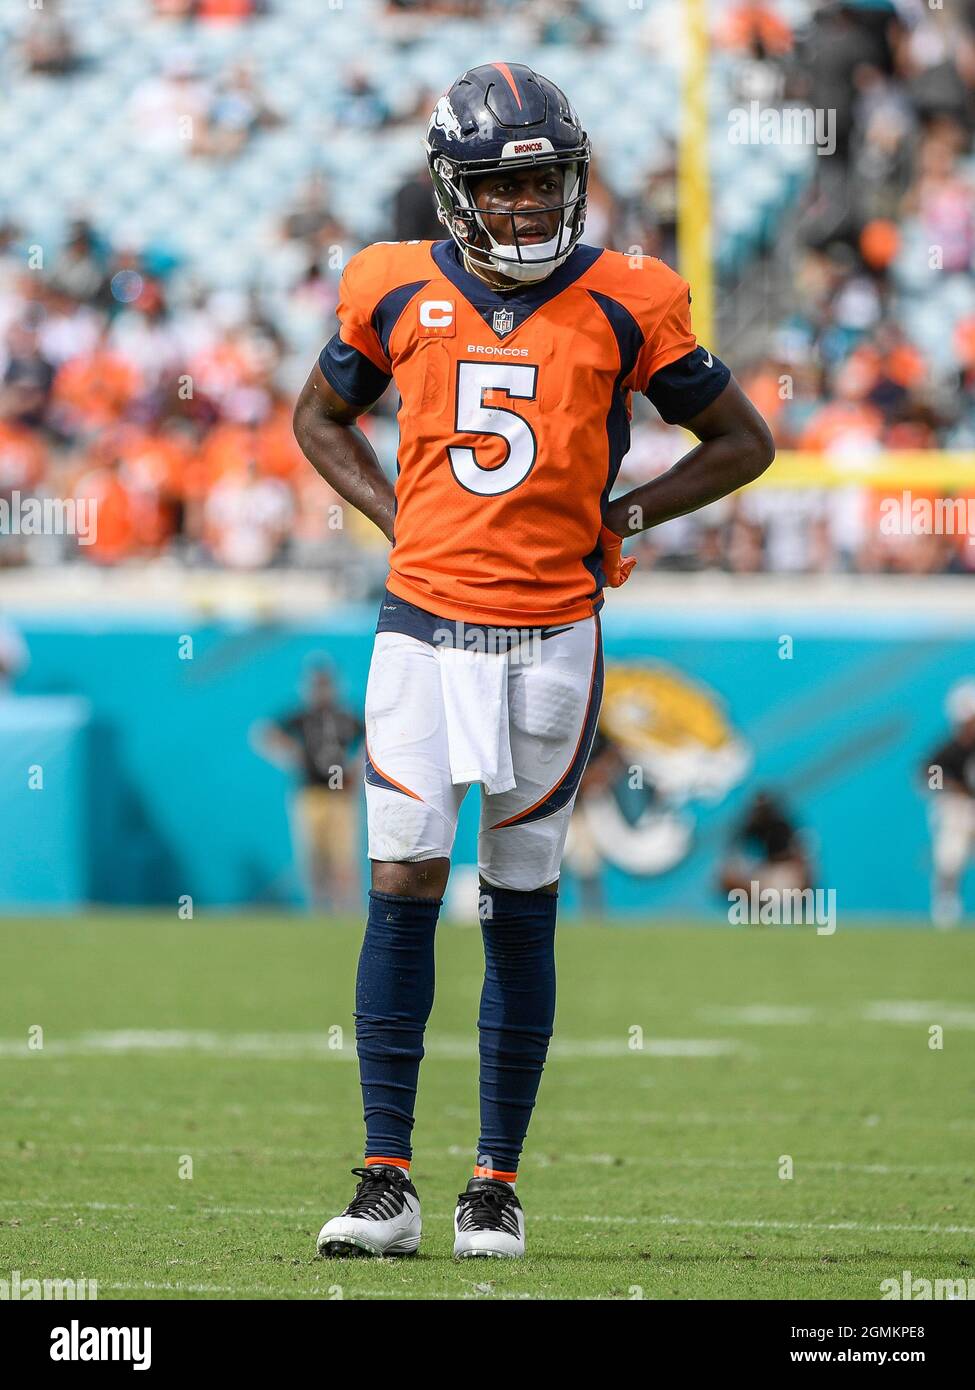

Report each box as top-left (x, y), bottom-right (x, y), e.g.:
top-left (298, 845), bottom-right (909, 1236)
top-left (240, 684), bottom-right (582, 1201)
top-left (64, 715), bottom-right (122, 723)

top-left (113, 425), bottom-right (191, 552)
top-left (72, 466), bottom-right (138, 565)
top-left (716, 3), bottom-right (792, 57)
top-left (51, 334), bottom-right (141, 436)
top-left (0, 420), bottom-right (47, 493)
top-left (739, 358), bottom-right (790, 440)
top-left (799, 399), bottom-right (885, 454)
top-left (196, 0), bottom-right (258, 19)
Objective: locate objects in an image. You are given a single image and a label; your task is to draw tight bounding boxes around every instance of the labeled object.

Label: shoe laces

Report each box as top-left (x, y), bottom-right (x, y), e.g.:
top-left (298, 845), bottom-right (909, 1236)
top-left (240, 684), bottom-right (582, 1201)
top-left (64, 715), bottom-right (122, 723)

top-left (456, 1181), bottom-right (520, 1234)
top-left (343, 1166), bottom-right (408, 1221)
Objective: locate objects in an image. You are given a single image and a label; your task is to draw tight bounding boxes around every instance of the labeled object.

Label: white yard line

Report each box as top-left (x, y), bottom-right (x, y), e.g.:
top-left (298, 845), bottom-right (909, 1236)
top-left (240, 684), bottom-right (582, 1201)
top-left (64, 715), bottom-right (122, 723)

top-left (527, 1153), bottom-right (972, 1176)
top-left (103, 1282), bottom-right (555, 1299)
top-left (698, 1006), bottom-right (817, 1025)
top-left (698, 1001), bottom-right (975, 1029)
top-left (103, 1281), bottom-right (419, 1299)
top-left (3, 1198), bottom-right (972, 1236)
top-left (0, 1031), bottom-right (740, 1061)
top-left (650, 1214), bottom-right (975, 1236)
top-left (863, 1001), bottom-right (975, 1028)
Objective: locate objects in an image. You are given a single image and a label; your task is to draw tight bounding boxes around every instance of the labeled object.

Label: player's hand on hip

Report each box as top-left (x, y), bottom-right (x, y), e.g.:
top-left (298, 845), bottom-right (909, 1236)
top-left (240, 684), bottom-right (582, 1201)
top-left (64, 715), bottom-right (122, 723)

top-left (599, 524), bottom-right (636, 587)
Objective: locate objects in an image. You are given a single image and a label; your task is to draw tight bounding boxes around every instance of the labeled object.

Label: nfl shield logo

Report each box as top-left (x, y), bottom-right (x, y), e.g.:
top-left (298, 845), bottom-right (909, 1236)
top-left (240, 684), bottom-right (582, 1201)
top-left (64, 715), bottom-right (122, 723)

top-left (492, 308), bottom-right (514, 337)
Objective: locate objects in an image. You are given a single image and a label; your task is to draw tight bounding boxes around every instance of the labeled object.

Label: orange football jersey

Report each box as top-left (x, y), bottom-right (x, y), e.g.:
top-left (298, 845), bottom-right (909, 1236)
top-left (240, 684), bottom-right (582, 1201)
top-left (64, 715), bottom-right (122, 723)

top-left (319, 239), bottom-right (728, 625)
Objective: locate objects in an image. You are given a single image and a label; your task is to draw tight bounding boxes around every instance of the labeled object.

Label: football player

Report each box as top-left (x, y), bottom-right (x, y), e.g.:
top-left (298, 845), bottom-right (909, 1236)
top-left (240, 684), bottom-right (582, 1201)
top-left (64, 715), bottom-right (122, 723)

top-left (293, 62), bottom-right (774, 1259)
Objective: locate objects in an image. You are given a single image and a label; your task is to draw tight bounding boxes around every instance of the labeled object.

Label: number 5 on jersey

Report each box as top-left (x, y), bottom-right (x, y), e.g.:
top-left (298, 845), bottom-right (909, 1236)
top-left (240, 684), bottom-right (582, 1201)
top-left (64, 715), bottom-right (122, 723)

top-left (449, 361), bottom-right (539, 496)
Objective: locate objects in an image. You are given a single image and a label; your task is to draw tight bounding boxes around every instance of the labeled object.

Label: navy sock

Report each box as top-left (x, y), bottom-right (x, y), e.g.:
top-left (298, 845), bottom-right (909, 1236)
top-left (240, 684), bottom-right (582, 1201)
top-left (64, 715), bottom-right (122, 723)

top-left (475, 884), bottom-right (558, 1176)
top-left (355, 889), bottom-right (441, 1163)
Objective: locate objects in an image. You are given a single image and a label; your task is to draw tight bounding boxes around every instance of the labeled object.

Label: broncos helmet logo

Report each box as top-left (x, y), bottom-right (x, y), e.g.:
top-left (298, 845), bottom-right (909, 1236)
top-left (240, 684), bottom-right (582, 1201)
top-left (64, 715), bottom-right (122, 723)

top-left (429, 94), bottom-right (462, 141)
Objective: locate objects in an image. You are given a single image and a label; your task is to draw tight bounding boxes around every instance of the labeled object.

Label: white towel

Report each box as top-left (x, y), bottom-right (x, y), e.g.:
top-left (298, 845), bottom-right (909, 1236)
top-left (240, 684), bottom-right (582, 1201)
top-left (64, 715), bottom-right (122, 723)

top-left (437, 643), bottom-right (516, 795)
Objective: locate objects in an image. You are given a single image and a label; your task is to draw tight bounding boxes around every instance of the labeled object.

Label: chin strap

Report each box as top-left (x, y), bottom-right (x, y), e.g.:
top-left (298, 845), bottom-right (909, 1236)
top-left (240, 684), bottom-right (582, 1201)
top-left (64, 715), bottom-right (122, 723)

top-left (472, 212), bottom-right (576, 284)
top-left (462, 249), bottom-right (553, 288)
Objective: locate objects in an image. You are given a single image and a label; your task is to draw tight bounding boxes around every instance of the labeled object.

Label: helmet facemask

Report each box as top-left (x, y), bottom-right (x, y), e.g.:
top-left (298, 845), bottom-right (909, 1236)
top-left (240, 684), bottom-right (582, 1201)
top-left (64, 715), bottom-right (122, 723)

top-left (428, 146), bottom-right (590, 284)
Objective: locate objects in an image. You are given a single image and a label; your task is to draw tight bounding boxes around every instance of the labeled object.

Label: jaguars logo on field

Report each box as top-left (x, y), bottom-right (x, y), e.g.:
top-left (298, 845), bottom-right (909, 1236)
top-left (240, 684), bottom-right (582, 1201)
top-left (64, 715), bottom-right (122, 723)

top-left (565, 663), bottom-right (750, 879)
top-left (601, 664), bottom-right (749, 801)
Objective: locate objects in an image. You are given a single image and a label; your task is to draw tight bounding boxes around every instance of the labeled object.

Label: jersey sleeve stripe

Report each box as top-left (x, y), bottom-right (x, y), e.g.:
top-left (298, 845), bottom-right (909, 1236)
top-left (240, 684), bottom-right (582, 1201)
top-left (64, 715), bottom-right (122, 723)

top-left (585, 291), bottom-right (644, 597)
top-left (371, 279), bottom-right (430, 359)
top-left (586, 290), bottom-right (644, 379)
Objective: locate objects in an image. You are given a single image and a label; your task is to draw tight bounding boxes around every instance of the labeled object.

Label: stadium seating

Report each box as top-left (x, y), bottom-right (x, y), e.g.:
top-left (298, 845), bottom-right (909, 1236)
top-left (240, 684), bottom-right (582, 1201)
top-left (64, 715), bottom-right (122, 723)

top-left (3, 0), bottom-right (813, 284)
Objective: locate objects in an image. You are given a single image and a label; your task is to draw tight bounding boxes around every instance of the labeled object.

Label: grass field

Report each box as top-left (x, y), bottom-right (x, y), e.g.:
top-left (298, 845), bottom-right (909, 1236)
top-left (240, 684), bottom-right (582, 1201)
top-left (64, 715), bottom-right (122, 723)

top-left (1, 915), bottom-right (973, 1301)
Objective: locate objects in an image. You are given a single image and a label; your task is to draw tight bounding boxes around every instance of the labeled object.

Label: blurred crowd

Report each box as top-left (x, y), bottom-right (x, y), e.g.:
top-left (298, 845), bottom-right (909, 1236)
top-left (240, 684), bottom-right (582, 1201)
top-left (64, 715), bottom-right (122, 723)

top-left (0, 213), bottom-right (349, 571)
top-left (628, 0), bottom-right (975, 576)
top-left (3, 0), bottom-right (975, 578)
